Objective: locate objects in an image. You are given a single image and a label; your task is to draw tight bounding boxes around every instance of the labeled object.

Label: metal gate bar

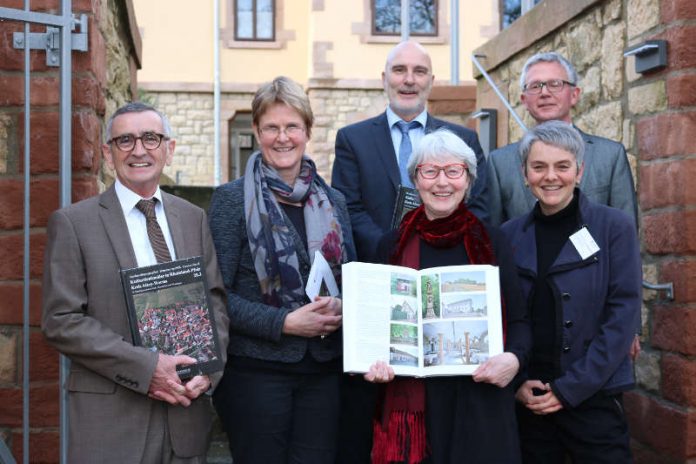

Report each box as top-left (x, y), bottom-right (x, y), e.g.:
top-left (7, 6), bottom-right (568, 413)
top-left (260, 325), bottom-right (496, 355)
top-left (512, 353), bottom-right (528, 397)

top-left (0, 2), bottom-right (73, 463)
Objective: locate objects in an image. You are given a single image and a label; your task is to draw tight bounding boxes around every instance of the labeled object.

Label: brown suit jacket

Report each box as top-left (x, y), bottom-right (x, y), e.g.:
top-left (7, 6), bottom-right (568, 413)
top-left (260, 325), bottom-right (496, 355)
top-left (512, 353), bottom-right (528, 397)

top-left (42, 185), bottom-right (229, 463)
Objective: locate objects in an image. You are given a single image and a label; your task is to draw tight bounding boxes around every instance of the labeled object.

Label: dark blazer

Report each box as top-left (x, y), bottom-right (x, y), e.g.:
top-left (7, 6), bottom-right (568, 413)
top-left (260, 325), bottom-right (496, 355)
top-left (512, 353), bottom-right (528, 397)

top-left (500, 191), bottom-right (640, 408)
top-left (331, 111), bottom-right (488, 261)
top-left (42, 186), bottom-right (230, 463)
top-left (208, 177), bottom-right (356, 364)
top-left (485, 129), bottom-right (638, 227)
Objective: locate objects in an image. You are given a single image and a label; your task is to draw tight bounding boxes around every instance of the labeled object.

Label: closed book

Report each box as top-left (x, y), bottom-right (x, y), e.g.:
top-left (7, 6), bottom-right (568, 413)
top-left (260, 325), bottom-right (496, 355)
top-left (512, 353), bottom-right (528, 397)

top-left (120, 256), bottom-right (224, 378)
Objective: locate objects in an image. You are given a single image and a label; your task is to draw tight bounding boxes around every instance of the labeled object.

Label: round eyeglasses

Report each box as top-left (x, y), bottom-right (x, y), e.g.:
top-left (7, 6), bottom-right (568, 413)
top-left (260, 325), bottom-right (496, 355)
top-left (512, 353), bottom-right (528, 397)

top-left (523, 79), bottom-right (575, 95)
top-left (107, 132), bottom-right (168, 151)
top-left (416, 163), bottom-right (468, 179)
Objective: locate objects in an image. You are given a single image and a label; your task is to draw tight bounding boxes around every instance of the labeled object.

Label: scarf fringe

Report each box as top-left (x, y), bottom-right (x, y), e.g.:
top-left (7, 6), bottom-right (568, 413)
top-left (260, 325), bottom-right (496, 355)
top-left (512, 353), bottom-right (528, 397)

top-left (371, 411), bottom-right (427, 464)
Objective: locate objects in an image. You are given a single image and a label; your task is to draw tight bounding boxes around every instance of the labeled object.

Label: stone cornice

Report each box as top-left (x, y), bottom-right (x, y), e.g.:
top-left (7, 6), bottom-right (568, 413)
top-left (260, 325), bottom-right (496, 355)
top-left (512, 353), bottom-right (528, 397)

top-left (472, 0), bottom-right (603, 76)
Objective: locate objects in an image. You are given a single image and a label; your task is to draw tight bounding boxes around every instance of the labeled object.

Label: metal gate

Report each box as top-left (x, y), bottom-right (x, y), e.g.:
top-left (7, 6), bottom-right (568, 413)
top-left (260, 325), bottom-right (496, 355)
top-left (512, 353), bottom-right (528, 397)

top-left (0, 2), bottom-right (86, 463)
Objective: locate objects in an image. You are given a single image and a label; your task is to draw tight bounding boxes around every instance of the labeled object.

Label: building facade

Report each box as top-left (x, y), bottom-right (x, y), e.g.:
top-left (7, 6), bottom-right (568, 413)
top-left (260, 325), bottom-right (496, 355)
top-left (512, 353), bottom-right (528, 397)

top-left (132, 0), bottom-right (499, 184)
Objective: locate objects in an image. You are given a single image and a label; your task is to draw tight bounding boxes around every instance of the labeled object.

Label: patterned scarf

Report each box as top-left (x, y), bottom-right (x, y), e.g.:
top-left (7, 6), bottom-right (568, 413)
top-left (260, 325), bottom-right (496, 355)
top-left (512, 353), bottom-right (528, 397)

top-left (372, 201), bottom-right (497, 464)
top-left (243, 151), bottom-right (347, 308)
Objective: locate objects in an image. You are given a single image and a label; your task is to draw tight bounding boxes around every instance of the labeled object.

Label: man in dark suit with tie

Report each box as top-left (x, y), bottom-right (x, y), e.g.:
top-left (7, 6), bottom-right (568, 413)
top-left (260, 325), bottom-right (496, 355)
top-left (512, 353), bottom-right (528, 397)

top-left (331, 40), bottom-right (487, 463)
top-left (331, 40), bottom-right (487, 263)
top-left (42, 102), bottom-right (229, 463)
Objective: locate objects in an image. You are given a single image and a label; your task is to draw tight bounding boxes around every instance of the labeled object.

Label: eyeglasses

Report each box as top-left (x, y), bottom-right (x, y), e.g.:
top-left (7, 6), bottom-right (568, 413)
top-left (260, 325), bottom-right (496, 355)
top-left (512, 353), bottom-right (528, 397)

top-left (416, 163), bottom-right (468, 179)
top-left (107, 132), bottom-right (168, 151)
top-left (523, 79), bottom-right (575, 95)
top-left (258, 124), bottom-right (305, 139)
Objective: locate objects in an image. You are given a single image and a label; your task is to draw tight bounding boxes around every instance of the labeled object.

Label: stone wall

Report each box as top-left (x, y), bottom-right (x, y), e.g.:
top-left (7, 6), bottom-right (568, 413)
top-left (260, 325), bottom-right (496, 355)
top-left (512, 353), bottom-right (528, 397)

top-left (150, 92), bottom-right (217, 185)
top-left (307, 87), bottom-right (386, 179)
top-left (143, 82), bottom-right (477, 186)
top-left (0, 0), bottom-right (139, 461)
top-left (474, 0), bottom-right (696, 462)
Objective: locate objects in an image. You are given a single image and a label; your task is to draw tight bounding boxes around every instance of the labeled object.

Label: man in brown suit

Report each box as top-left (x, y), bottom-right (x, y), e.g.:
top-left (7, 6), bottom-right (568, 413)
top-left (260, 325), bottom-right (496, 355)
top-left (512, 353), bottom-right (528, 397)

top-left (42, 102), bottom-right (229, 463)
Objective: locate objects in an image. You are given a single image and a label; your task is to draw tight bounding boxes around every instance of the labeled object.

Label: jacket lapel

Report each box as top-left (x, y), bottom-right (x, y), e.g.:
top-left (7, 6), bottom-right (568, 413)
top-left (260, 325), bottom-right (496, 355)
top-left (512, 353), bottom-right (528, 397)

top-left (514, 219), bottom-right (539, 274)
top-left (99, 186), bottom-right (138, 270)
top-left (424, 114), bottom-right (442, 133)
top-left (373, 112), bottom-right (401, 190)
top-left (162, 192), bottom-right (186, 259)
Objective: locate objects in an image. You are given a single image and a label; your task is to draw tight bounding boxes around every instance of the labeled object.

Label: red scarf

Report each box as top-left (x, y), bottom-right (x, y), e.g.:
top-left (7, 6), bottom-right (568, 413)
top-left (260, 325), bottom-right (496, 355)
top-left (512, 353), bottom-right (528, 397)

top-left (372, 202), bottom-right (498, 464)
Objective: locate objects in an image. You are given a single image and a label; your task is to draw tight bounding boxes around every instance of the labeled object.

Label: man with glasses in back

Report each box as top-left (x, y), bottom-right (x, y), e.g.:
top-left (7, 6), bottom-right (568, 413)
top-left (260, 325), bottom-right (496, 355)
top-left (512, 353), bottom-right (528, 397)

top-left (42, 102), bottom-right (229, 463)
top-left (484, 52), bottom-right (637, 228)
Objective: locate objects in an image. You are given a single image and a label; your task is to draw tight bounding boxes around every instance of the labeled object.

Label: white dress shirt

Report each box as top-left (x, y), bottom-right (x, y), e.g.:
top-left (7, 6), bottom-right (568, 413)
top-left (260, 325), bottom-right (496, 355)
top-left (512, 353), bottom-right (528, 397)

top-left (114, 179), bottom-right (177, 267)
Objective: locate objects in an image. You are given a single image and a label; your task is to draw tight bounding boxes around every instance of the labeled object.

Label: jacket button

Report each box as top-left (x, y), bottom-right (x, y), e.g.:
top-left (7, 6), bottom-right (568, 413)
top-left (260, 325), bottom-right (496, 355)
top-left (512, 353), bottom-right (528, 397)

top-left (562, 292), bottom-right (571, 300)
top-left (564, 320), bottom-right (573, 328)
top-left (563, 346), bottom-right (571, 353)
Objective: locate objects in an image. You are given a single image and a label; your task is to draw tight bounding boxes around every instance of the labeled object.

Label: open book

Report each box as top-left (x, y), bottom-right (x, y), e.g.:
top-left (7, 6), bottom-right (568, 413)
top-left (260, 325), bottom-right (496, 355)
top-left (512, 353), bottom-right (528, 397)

top-left (342, 262), bottom-right (503, 377)
top-left (120, 256), bottom-right (224, 379)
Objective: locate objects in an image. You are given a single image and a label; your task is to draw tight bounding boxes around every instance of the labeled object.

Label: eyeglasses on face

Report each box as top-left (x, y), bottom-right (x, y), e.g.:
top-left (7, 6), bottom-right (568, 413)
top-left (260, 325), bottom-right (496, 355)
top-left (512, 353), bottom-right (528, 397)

top-left (523, 79), bottom-right (575, 95)
top-left (107, 132), bottom-right (168, 151)
top-left (258, 124), bottom-right (306, 139)
top-left (416, 163), bottom-right (468, 179)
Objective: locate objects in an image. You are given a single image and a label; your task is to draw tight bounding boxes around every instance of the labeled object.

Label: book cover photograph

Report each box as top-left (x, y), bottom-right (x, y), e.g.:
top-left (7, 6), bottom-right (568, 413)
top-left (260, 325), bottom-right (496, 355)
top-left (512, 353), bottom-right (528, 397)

top-left (120, 256), bottom-right (223, 378)
top-left (342, 262), bottom-right (503, 377)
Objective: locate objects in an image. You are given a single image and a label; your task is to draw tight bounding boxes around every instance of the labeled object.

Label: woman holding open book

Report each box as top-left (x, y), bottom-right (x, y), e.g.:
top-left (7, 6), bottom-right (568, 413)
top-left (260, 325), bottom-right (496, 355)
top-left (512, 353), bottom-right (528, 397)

top-left (208, 76), bottom-right (356, 464)
top-left (365, 129), bottom-right (531, 463)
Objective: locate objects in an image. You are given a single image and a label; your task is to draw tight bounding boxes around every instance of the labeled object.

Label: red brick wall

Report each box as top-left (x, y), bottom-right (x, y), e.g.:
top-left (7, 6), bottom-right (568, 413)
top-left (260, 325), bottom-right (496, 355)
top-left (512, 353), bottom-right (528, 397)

top-left (627, 0), bottom-right (696, 462)
top-left (0, 1), bottom-right (137, 461)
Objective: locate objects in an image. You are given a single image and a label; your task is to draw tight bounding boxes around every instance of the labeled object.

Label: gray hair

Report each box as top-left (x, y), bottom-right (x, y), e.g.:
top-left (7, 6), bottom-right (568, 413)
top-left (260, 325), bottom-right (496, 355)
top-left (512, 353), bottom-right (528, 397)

top-left (519, 120), bottom-right (585, 168)
top-left (407, 129), bottom-right (478, 197)
top-left (105, 102), bottom-right (172, 142)
top-left (519, 52), bottom-right (578, 90)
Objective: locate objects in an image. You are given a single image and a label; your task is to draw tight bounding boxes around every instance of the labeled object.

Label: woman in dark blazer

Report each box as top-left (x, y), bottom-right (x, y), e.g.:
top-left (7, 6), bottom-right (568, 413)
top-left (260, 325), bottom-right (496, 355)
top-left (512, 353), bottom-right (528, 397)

top-left (208, 76), bottom-right (356, 464)
top-left (500, 121), bottom-right (641, 463)
top-left (365, 129), bottom-right (531, 464)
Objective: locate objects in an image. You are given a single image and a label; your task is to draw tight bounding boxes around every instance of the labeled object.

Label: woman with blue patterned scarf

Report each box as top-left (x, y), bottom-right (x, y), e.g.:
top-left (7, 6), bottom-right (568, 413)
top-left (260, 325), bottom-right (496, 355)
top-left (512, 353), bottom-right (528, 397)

top-left (209, 76), bottom-right (356, 464)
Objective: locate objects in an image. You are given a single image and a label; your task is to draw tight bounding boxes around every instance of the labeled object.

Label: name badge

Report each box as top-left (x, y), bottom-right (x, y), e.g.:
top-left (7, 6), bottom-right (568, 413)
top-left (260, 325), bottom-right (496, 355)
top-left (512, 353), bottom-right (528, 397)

top-left (569, 227), bottom-right (600, 260)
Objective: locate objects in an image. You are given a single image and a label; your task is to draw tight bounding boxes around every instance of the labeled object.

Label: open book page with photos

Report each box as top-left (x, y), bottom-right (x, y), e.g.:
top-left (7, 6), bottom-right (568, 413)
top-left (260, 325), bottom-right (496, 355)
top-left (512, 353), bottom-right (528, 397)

top-left (342, 262), bottom-right (503, 377)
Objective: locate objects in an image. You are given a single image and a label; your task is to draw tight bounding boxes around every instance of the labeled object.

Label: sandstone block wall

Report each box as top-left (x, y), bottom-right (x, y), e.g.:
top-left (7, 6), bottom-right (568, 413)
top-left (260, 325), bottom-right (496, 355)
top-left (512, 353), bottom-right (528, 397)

top-left (144, 83), bottom-right (477, 186)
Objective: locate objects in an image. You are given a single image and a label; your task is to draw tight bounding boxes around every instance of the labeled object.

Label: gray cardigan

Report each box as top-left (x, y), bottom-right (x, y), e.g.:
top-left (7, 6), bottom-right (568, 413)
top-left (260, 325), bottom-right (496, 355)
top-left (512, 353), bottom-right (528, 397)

top-left (208, 177), bottom-right (356, 364)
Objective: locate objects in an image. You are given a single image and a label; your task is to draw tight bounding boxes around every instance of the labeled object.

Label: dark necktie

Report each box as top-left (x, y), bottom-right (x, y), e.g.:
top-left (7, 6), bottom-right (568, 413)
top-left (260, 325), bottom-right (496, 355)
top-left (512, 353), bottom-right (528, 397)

top-left (397, 120), bottom-right (421, 188)
top-left (135, 198), bottom-right (172, 263)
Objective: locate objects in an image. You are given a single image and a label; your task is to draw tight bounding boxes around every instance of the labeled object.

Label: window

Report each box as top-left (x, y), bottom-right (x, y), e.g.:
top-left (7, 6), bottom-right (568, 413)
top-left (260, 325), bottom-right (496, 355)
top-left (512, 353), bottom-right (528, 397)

top-left (235, 0), bottom-right (275, 41)
top-left (372, 0), bottom-right (437, 37)
top-left (501, 0), bottom-right (542, 29)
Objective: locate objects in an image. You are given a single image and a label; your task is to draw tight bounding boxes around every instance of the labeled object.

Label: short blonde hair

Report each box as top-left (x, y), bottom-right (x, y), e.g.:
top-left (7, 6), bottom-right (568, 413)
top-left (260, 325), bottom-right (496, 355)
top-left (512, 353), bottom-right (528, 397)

top-left (252, 76), bottom-right (314, 138)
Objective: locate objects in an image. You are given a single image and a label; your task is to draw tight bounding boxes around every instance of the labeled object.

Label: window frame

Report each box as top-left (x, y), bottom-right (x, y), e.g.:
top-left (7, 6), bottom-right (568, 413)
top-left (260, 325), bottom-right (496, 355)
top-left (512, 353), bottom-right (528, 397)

top-left (223, 0), bottom-right (292, 50)
top-left (371, 0), bottom-right (439, 37)
top-left (354, 0), bottom-right (446, 44)
top-left (234, 0), bottom-right (276, 42)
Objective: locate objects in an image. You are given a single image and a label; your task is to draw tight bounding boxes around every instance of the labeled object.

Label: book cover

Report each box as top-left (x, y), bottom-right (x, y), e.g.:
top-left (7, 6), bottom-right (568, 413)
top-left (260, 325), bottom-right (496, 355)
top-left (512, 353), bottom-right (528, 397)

top-left (390, 186), bottom-right (422, 230)
top-left (342, 262), bottom-right (503, 377)
top-left (120, 256), bottom-right (224, 378)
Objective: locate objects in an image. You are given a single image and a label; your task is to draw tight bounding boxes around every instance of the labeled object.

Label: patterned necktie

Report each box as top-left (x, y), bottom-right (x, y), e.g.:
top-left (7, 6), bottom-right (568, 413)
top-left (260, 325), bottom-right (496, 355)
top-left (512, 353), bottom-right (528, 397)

top-left (135, 198), bottom-right (172, 263)
top-left (397, 120), bottom-right (421, 189)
